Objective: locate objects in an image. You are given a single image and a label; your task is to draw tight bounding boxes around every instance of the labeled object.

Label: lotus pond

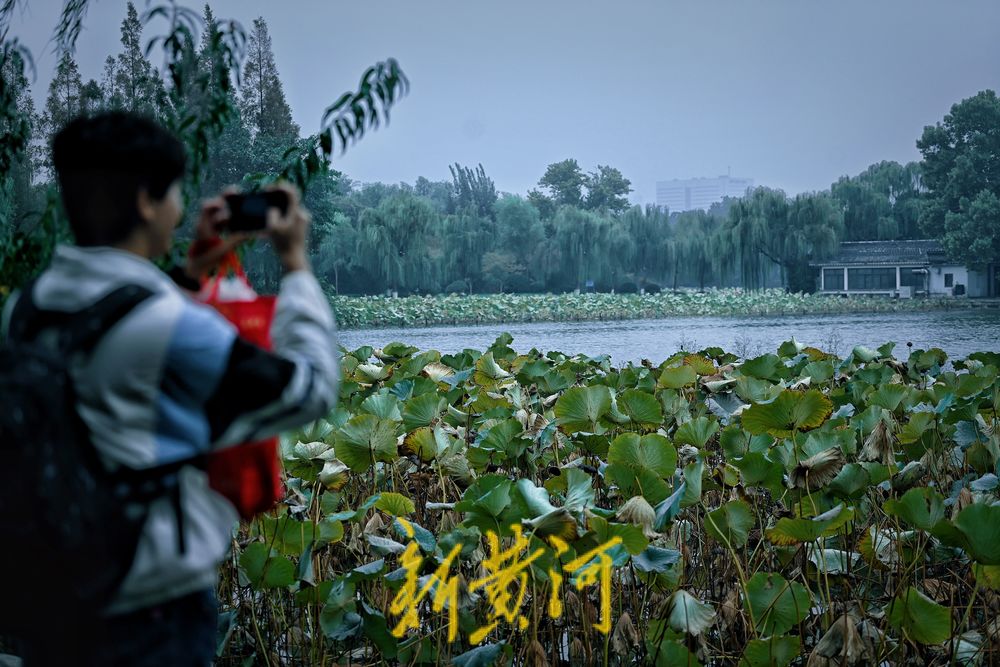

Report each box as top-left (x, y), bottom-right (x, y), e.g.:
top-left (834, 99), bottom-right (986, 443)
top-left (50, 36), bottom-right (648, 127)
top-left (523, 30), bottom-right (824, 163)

top-left (217, 335), bottom-right (1000, 666)
top-left (328, 289), bottom-right (961, 330)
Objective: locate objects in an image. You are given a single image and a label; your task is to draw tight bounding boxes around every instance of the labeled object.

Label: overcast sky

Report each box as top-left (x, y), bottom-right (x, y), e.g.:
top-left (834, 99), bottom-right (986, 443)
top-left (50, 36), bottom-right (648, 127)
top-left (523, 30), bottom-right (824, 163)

top-left (9, 1), bottom-right (1000, 203)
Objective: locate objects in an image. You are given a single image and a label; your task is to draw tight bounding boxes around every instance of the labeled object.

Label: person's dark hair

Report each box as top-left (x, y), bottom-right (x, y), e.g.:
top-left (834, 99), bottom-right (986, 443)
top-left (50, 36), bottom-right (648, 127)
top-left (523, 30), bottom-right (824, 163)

top-left (52, 112), bottom-right (186, 246)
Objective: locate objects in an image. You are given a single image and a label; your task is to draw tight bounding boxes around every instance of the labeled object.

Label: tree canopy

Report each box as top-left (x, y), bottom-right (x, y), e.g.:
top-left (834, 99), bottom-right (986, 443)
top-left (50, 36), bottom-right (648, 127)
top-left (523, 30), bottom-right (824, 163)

top-left (917, 90), bottom-right (1000, 269)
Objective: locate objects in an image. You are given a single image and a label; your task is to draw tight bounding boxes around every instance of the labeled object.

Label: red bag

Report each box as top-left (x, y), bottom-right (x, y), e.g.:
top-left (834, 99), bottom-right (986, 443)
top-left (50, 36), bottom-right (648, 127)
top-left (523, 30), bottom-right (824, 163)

top-left (198, 251), bottom-right (283, 520)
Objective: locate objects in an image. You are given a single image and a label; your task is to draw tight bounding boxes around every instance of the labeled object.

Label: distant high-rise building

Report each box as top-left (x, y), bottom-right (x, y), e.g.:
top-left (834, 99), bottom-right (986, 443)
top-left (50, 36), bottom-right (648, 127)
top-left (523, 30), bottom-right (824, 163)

top-left (656, 175), bottom-right (754, 212)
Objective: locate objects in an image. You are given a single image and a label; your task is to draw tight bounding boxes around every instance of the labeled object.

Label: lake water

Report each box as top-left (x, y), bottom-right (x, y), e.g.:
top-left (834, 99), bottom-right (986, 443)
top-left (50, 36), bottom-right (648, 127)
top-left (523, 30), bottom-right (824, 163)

top-left (337, 309), bottom-right (1000, 366)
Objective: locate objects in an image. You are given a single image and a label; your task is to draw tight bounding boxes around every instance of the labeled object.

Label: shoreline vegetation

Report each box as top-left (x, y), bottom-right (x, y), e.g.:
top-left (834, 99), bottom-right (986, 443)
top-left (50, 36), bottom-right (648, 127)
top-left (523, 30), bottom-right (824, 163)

top-left (328, 288), bottom-right (971, 330)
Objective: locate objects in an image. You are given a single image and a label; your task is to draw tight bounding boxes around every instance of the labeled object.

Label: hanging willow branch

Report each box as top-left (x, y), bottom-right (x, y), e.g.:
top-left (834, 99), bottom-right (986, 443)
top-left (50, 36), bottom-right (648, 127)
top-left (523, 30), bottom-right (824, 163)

top-left (143, 3), bottom-right (246, 205)
top-left (277, 58), bottom-right (409, 192)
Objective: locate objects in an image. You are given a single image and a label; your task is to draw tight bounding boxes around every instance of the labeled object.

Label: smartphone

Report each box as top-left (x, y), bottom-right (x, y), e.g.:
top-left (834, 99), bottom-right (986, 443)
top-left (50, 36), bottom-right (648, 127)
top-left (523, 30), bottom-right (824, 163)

top-left (224, 190), bottom-right (290, 232)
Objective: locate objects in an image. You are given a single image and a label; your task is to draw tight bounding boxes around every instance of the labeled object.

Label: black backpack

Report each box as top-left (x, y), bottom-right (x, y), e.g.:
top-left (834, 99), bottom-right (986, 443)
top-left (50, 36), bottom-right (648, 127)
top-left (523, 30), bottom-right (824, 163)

top-left (0, 282), bottom-right (196, 638)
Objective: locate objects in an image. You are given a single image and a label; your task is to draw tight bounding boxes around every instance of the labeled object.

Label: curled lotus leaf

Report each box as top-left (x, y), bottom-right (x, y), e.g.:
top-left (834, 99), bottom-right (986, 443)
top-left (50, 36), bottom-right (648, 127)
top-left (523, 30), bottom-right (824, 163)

top-left (790, 447), bottom-right (845, 490)
top-left (293, 441), bottom-right (336, 461)
top-left (318, 459), bottom-right (350, 490)
top-left (664, 589), bottom-right (716, 635)
top-left (355, 363), bottom-right (391, 382)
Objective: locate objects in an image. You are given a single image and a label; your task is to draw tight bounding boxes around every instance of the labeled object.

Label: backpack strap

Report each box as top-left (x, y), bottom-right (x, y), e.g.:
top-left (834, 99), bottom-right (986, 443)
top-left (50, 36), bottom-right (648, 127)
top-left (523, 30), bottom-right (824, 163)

top-left (9, 281), bottom-right (155, 355)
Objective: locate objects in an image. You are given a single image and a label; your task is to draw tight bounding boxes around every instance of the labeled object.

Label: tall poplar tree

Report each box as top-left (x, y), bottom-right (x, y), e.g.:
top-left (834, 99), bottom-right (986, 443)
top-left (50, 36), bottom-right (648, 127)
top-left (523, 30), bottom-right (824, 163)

top-left (0, 49), bottom-right (37, 233)
top-left (104, 2), bottom-right (166, 116)
top-left (37, 52), bottom-right (94, 175)
top-left (240, 17), bottom-right (298, 142)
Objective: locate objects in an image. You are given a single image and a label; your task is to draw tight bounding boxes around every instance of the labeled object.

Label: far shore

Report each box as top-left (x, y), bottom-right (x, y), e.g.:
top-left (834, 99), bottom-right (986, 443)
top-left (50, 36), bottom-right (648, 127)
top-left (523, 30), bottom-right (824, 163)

top-left (327, 288), bottom-right (990, 330)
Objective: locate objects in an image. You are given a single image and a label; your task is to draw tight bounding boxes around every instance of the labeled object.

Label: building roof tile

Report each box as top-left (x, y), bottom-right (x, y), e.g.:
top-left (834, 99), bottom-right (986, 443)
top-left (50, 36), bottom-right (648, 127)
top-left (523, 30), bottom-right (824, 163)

top-left (812, 240), bottom-right (945, 267)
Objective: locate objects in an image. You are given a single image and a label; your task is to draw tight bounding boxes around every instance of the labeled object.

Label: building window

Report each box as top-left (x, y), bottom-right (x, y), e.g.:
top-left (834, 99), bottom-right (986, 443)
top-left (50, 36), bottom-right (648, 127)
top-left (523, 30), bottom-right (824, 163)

top-left (823, 268), bottom-right (844, 291)
top-left (899, 267), bottom-right (925, 288)
top-left (945, 273), bottom-right (954, 288)
top-left (848, 267), bottom-right (896, 290)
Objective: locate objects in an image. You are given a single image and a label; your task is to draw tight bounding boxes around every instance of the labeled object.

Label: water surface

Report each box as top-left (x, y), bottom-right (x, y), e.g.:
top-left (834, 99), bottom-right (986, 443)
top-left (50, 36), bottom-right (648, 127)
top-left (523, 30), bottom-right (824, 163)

top-left (337, 309), bottom-right (1000, 366)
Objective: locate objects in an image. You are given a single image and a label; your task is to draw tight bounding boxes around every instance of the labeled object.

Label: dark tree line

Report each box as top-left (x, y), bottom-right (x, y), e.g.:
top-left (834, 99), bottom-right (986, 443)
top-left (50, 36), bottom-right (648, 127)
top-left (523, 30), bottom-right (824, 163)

top-left (3, 1), bottom-right (997, 297)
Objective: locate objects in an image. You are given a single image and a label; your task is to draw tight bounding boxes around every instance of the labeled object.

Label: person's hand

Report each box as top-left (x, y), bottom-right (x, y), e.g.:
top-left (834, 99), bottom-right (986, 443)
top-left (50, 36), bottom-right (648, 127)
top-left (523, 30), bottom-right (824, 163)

top-left (266, 183), bottom-right (311, 274)
top-left (183, 192), bottom-right (256, 280)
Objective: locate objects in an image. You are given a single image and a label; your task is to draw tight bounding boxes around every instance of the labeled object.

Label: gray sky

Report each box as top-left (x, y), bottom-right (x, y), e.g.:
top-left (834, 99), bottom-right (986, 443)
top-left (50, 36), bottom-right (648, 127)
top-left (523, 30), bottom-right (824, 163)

top-left (10, 1), bottom-right (1000, 203)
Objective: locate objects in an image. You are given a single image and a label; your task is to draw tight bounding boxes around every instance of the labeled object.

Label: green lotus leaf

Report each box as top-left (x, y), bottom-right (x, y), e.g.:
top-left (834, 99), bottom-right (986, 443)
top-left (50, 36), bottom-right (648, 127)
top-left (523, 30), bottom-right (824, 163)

top-left (512, 478), bottom-right (559, 519)
top-left (374, 492), bottom-right (415, 517)
top-left (292, 440), bottom-right (335, 462)
top-left (605, 463), bottom-right (671, 506)
top-left (239, 542), bottom-right (296, 590)
top-left (665, 589), bottom-right (716, 635)
top-left (399, 350), bottom-right (440, 377)
top-left (680, 457), bottom-right (704, 508)
top-left (897, 411), bottom-right (935, 445)
top-left (827, 463), bottom-right (872, 498)
top-left (255, 515), bottom-right (337, 556)
top-left (885, 587), bottom-right (951, 645)
top-left (739, 635), bottom-right (800, 667)
top-left (632, 546), bottom-right (681, 574)
top-left (766, 504), bottom-right (853, 546)
top-left (658, 364), bottom-right (698, 389)
top-left (609, 433), bottom-right (677, 478)
top-left (456, 475), bottom-right (513, 518)
top-left (884, 487), bottom-right (946, 531)
top-left (674, 416), bottom-right (719, 449)
top-left (974, 564), bottom-right (1000, 590)
top-left (359, 389), bottom-right (402, 421)
top-left (743, 572), bottom-right (811, 635)
top-left (401, 427), bottom-right (439, 462)
top-left (589, 515), bottom-right (649, 555)
top-left (650, 639), bottom-right (702, 667)
top-left (851, 345), bottom-right (879, 362)
top-left (618, 388), bottom-right (663, 427)
top-left (479, 418), bottom-right (528, 459)
top-left (953, 502), bottom-right (1000, 565)
top-left (704, 500), bottom-right (754, 549)
top-left (732, 452), bottom-right (785, 497)
top-left (452, 643), bottom-right (506, 667)
top-left (868, 384), bottom-right (910, 412)
top-left (544, 467), bottom-right (596, 516)
top-left (555, 385), bottom-right (612, 434)
top-left (802, 360), bottom-right (834, 383)
top-left (401, 392), bottom-right (445, 431)
top-left (740, 354), bottom-right (784, 381)
top-left (390, 518), bottom-right (436, 553)
top-left (806, 546), bottom-right (860, 574)
top-left (741, 389), bottom-right (833, 437)
top-left (778, 338), bottom-right (805, 357)
top-left (334, 415), bottom-right (399, 473)
top-left (473, 351), bottom-right (511, 384)
top-left (522, 508), bottom-right (578, 541)
top-left (365, 534), bottom-right (407, 556)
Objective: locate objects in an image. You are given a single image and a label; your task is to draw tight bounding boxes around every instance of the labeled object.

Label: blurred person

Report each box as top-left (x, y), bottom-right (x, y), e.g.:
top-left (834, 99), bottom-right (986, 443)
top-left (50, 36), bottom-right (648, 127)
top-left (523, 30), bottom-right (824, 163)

top-left (1, 112), bottom-right (338, 666)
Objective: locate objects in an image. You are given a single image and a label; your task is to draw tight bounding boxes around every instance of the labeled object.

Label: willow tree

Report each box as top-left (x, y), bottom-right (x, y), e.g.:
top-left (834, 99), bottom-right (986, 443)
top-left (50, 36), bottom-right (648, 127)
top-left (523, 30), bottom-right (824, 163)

top-left (551, 206), bottom-right (612, 291)
top-left (674, 210), bottom-right (719, 290)
top-left (622, 205), bottom-right (671, 287)
top-left (356, 193), bottom-right (439, 294)
top-left (781, 193), bottom-right (843, 291)
top-left (494, 195), bottom-right (545, 288)
top-left (441, 211), bottom-right (494, 293)
top-left (830, 161), bottom-right (923, 241)
top-left (720, 188), bottom-right (787, 290)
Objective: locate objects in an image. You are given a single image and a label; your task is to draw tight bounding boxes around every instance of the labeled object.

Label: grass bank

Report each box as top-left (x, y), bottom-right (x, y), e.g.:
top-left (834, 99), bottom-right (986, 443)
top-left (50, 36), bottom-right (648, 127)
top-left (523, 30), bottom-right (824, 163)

top-left (329, 288), bottom-right (957, 329)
